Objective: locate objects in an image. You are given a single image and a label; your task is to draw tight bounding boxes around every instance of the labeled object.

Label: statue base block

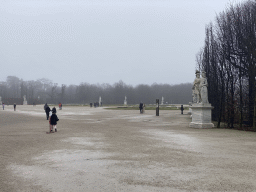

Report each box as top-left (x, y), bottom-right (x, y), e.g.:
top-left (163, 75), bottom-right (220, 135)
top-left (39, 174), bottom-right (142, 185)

top-left (189, 103), bottom-right (214, 129)
top-left (23, 101), bottom-right (27, 105)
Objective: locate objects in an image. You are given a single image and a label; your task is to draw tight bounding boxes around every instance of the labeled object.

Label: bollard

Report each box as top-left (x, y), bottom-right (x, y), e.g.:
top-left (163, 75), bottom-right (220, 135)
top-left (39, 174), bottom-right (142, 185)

top-left (156, 99), bottom-right (159, 116)
top-left (181, 105), bottom-right (184, 114)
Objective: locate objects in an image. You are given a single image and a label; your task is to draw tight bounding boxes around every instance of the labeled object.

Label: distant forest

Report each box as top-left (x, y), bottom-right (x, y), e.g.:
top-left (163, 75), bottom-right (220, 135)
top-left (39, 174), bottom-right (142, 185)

top-left (0, 76), bottom-right (193, 105)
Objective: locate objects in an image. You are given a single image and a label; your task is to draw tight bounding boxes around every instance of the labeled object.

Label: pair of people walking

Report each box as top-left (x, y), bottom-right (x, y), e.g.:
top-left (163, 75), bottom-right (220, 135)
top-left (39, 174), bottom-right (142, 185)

top-left (44, 103), bottom-right (59, 134)
top-left (44, 103), bottom-right (56, 120)
top-left (139, 103), bottom-right (145, 114)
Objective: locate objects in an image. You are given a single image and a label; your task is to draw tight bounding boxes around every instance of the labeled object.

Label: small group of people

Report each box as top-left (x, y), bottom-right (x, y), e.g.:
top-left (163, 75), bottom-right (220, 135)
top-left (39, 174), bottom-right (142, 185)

top-left (92, 102), bottom-right (102, 108)
top-left (2, 102), bottom-right (17, 111)
top-left (44, 103), bottom-right (59, 134)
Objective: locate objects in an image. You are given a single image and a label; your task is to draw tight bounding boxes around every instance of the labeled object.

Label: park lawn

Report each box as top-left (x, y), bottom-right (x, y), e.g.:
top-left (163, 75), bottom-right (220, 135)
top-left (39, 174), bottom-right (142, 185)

top-left (105, 106), bottom-right (188, 110)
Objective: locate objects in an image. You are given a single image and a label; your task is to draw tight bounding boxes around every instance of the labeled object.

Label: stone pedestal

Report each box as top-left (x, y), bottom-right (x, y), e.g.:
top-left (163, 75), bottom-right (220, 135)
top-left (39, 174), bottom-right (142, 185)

top-left (189, 103), bottom-right (214, 128)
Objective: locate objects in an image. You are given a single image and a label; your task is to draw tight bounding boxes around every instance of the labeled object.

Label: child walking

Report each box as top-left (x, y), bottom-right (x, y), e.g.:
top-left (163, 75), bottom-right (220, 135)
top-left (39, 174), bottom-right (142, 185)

top-left (47, 111), bottom-right (53, 133)
top-left (48, 110), bottom-right (59, 133)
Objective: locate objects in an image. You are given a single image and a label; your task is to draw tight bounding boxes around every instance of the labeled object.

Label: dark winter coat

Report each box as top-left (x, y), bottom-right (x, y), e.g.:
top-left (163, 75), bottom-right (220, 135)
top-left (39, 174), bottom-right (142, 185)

top-left (50, 114), bottom-right (59, 125)
top-left (45, 106), bottom-right (51, 114)
top-left (139, 103), bottom-right (143, 110)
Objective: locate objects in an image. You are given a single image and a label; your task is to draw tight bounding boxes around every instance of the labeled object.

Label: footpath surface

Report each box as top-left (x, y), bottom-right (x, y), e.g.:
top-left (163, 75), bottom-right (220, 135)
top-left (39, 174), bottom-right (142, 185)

top-left (1, 105), bottom-right (256, 192)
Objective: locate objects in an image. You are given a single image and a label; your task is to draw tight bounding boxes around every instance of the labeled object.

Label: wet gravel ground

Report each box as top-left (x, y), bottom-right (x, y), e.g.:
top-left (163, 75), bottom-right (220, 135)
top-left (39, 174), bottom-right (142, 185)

top-left (1, 105), bottom-right (256, 191)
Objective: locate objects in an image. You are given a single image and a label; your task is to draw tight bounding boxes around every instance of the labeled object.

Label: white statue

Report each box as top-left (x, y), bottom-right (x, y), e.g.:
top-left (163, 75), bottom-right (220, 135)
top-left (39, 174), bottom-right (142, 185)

top-left (124, 96), bottom-right (127, 105)
top-left (200, 71), bottom-right (209, 103)
top-left (192, 70), bottom-right (201, 103)
top-left (161, 96), bottom-right (164, 105)
top-left (23, 95), bottom-right (27, 105)
top-left (192, 86), bottom-right (196, 103)
top-left (99, 96), bottom-right (101, 104)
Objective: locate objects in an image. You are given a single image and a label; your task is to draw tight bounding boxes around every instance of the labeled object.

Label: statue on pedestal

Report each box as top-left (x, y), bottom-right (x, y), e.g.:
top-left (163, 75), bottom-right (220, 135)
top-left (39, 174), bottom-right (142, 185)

top-left (190, 70), bottom-right (213, 128)
top-left (192, 70), bottom-right (201, 103)
top-left (23, 95), bottom-right (27, 105)
top-left (200, 71), bottom-right (209, 104)
top-left (124, 96), bottom-right (127, 105)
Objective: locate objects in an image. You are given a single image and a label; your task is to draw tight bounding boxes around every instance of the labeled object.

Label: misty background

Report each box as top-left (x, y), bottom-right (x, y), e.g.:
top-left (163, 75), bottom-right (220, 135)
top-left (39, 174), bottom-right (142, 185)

top-left (0, 76), bottom-right (192, 105)
top-left (0, 0), bottom-right (245, 86)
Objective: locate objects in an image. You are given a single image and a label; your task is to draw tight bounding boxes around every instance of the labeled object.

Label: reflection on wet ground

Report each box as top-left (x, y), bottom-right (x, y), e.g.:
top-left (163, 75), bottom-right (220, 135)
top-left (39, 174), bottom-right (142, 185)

top-left (4, 105), bottom-right (256, 191)
top-left (8, 149), bottom-right (119, 192)
top-left (140, 129), bottom-right (202, 153)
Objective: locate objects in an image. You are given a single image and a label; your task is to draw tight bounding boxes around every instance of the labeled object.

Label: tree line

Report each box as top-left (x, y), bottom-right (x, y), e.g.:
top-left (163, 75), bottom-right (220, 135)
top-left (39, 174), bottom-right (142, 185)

top-left (197, 0), bottom-right (256, 128)
top-left (0, 76), bottom-right (193, 105)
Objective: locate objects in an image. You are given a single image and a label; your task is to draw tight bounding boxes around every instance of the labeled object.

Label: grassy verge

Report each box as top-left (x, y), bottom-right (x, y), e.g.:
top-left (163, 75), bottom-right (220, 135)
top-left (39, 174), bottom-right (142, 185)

top-left (105, 106), bottom-right (189, 110)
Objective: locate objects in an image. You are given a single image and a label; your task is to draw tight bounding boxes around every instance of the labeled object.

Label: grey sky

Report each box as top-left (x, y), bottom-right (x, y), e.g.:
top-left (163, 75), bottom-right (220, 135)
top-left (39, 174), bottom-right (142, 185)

top-left (0, 0), bottom-right (245, 86)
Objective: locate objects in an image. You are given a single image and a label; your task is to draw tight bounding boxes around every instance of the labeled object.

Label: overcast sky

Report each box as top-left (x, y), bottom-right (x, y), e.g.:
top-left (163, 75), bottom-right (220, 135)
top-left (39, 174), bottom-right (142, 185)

top-left (0, 0), bottom-right (245, 86)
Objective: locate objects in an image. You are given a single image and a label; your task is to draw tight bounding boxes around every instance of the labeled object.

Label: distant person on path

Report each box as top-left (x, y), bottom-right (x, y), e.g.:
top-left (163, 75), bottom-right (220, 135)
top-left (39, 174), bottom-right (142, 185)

top-left (50, 110), bottom-right (59, 132)
top-left (44, 103), bottom-right (47, 111)
top-left (14, 103), bottom-right (16, 111)
top-left (139, 102), bottom-right (143, 114)
top-left (2, 102), bottom-right (4, 110)
top-left (45, 105), bottom-right (51, 120)
top-left (59, 102), bottom-right (62, 110)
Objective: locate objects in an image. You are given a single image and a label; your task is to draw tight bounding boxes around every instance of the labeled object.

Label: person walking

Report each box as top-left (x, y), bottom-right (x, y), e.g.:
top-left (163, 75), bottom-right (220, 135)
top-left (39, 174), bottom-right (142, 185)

top-left (2, 102), bottom-right (4, 110)
top-left (45, 105), bottom-right (51, 120)
top-left (47, 111), bottom-right (54, 134)
top-left (52, 106), bottom-right (57, 114)
top-left (44, 103), bottom-right (47, 111)
top-left (14, 103), bottom-right (16, 111)
top-left (59, 102), bottom-right (62, 110)
top-left (139, 102), bottom-right (143, 114)
top-left (50, 110), bottom-right (59, 132)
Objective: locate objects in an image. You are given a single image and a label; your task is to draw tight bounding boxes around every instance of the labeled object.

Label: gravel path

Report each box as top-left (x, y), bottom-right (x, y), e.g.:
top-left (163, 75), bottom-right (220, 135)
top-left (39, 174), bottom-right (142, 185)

top-left (1, 105), bottom-right (256, 191)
